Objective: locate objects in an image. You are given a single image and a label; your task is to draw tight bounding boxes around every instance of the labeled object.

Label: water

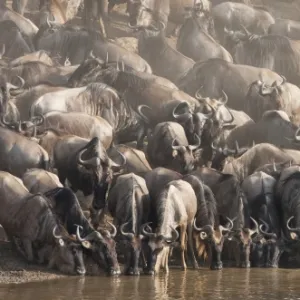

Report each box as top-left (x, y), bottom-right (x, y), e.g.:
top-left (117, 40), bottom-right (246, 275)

top-left (1, 268), bottom-right (300, 300)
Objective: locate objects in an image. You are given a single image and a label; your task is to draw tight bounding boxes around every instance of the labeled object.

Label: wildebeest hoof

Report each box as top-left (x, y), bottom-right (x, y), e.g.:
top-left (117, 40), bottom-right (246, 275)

top-left (265, 263), bottom-right (278, 268)
top-left (210, 262), bottom-right (223, 270)
top-left (240, 261), bottom-right (251, 268)
top-left (76, 267), bottom-right (86, 275)
top-left (109, 269), bottom-right (121, 276)
top-left (128, 268), bottom-right (140, 276)
top-left (143, 269), bottom-right (155, 275)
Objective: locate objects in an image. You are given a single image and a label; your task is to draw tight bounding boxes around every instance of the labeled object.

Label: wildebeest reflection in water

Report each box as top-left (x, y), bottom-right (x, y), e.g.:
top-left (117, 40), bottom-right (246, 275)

top-left (1, 269), bottom-right (300, 300)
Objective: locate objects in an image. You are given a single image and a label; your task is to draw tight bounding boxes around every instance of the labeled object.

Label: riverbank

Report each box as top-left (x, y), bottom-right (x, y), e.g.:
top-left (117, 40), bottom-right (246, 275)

top-left (0, 241), bottom-right (66, 284)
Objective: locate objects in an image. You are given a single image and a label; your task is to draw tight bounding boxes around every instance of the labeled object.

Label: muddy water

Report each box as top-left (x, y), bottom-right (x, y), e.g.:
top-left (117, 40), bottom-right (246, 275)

top-left (2, 268), bottom-right (300, 300)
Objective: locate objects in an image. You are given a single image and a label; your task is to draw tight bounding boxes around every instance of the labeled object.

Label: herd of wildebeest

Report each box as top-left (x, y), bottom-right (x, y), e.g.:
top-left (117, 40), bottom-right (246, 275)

top-left (2, 0), bottom-right (300, 277)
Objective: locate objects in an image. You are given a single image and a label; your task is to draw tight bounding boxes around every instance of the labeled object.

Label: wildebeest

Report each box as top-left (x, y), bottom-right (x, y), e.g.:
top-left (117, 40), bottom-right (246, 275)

top-left (48, 136), bottom-right (125, 211)
top-left (214, 143), bottom-right (295, 182)
top-left (22, 168), bottom-right (121, 276)
top-left (34, 22), bottom-right (152, 72)
top-left (142, 179), bottom-right (197, 274)
top-left (242, 171), bottom-right (281, 267)
top-left (0, 20), bottom-right (33, 58)
top-left (147, 122), bottom-right (200, 174)
top-left (178, 59), bottom-right (281, 111)
top-left (138, 28), bottom-right (194, 85)
top-left (12, 84), bottom-right (66, 121)
top-left (0, 171), bottom-right (86, 275)
top-left (245, 78), bottom-right (300, 125)
top-left (176, 8), bottom-right (232, 62)
top-left (0, 126), bottom-right (49, 178)
top-left (107, 173), bottom-right (150, 275)
top-left (1, 60), bottom-right (78, 88)
top-left (275, 165), bottom-right (300, 244)
top-left (36, 111), bottom-right (114, 149)
top-left (268, 18), bottom-right (300, 40)
top-left (224, 29), bottom-right (300, 87)
top-left (191, 168), bottom-right (258, 268)
top-left (221, 110), bottom-right (300, 151)
top-left (212, 2), bottom-right (274, 43)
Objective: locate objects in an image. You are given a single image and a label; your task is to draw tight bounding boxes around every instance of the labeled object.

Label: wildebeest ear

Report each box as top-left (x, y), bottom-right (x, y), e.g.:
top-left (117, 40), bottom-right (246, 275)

top-left (82, 241), bottom-right (92, 249)
top-left (172, 150), bottom-right (178, 157)
top-left (290, 232), bottom-right (298, 240)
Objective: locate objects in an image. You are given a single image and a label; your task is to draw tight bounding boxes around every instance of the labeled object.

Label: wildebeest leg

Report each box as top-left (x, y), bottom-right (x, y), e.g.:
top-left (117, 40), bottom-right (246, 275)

top-left (180, 224), bottom-right (187, 270)
top-left (162, 247), bottom-right (170, 273)
top-left (22, 238), bottom-right (34, 262)
top-left (187, 223), bottom-right (199, 269)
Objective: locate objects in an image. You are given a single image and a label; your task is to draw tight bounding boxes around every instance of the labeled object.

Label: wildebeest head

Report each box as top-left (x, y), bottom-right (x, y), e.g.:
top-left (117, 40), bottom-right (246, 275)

top-left (193, 218), bottom-right (233, 270)
top-left (76, 137), bottom-right (126, 210)
top-left (67, 52), bottom-right (110, 87)
top-left (75, 223), bottom-right (120, 276)
top-left (251, 219), bottom-right (280, 268)
top-left (141, 223), bottom-right (179, 274)
top-left (195, 89), bottom-right (235, 141)
top-left (229, 217), bottom-right (261, 268)
top-left (48, 225), bottom-right (86, 275)
top-left (245, 76), bottom-right (289, 121)
top-left (120, 221), bottom-right (146, 275)
top-left (171, 134), bottom-right (200, 174)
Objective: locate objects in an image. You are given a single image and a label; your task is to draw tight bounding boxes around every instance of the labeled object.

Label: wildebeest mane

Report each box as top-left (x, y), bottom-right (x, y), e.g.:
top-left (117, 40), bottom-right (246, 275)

top-left (240, 35), bottom-right (300, 75)
top-left (44, 187), bottom-right (92, 236)
top-left (100, 68), bottom-right (150, 95)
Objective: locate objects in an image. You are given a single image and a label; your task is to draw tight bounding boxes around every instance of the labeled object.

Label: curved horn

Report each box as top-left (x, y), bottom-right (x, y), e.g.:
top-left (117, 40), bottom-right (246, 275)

top-left (1, 114), bottom-right (11, 127)
top-left (193, 219), bottom-right (213, 232)
top-left (77, 148), bottom-right (101, 167)
top-left (195, 86), bottom-right (205, 100)
top-left (287, 216), bottom-right (300, 232)
top-left (259, 219), bottom-right (277, 239)
top-left (107, 221), bottom-right (117, 238)
top-left (141, 222), bottom-right (155, 238)
top-left (13, 76), bottom-right (25, 89)
top-left (75, 224), bottom-right (85, 242)
top-left (188, 134), bottom-right (201, 151)
top-left (170, 226), bottom-right (180, 242)
top-left (172, 102), bottom-right (192, 122)
top-left (219, 90), bottom-right (228, 105)
top-left (280, 75), bottom-right (287, 85)
top-left (121, 61), bottom-right (125, 72)
top-left (109, 150), bottom-right (127, 168)
top-left (295, 127), bottom-right (300, 142)
top-left (273, 161), bottom-right (277, 172)
top-left (120, 222), bottom-right (134, 239)
top-left (53, 225), bottom-right (63, 239)
top-left (249, 217), bottom-right (259, 236)
top-left (89, 50), bottom-right (95, 59)
top-left (219, 217), bottom-right (234, 232)
top-left (64, 57), bottom-right (71, 67)
top-left (137, 104), bottom-right (152, 124)
top-left (172, 139), bottom-right (182, 151)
